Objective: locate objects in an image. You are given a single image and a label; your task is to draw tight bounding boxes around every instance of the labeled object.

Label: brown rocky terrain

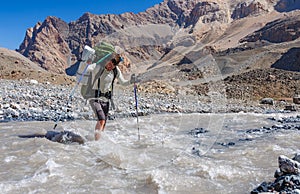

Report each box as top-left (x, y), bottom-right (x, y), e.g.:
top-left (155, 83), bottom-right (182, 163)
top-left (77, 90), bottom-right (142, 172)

top-left (0, 48), bottom-right (74, 85)
top-left (191, 68), bottom-right (300, 101)
top-left (1, 0), bottom-right (300, 102)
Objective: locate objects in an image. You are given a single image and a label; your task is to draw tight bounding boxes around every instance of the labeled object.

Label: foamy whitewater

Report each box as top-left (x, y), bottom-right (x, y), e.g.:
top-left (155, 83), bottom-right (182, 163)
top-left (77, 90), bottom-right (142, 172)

top-left (1, 112), bottom-right (300, 194)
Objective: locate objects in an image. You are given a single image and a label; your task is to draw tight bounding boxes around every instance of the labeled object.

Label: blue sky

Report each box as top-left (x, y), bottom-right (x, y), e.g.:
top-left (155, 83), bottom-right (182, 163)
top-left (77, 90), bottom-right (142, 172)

top-left (0, 0), bottom-right (163, 50)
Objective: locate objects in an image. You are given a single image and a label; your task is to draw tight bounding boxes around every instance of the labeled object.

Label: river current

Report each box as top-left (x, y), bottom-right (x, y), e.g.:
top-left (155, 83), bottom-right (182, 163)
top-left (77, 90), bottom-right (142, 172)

top-left (1, 112), bottom-right (299, 194)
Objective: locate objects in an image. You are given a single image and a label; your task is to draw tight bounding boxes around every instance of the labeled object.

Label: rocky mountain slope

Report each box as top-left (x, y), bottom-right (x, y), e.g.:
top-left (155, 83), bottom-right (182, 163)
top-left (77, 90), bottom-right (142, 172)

top-left (0, 48), bottom-right (74, 85)
top-left (1, 0), bottom-right (300, 100)
top-left (16, 0), bottom-right (299, 73)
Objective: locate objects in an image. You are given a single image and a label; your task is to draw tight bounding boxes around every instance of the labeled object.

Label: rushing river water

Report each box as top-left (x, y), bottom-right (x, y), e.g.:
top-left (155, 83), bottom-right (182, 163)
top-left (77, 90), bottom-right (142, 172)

top-left (0, 112), bottom-right (299, 194)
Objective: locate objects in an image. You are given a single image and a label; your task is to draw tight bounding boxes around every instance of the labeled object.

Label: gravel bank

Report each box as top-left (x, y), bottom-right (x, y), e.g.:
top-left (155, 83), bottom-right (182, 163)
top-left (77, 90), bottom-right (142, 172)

top-left (0, 79), bottom-right (293, 122)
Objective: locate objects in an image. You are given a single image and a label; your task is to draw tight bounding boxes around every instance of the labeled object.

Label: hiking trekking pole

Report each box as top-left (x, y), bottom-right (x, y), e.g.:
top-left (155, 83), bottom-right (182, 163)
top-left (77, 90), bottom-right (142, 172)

top-left (134, 81), bottom-right (140, 141)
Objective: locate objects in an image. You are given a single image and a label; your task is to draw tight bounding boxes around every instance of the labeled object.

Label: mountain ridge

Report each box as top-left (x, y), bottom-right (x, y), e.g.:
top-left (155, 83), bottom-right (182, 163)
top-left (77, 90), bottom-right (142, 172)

top-left (16, 0), bottom-right (300, 74)
top-left (1, 0), bottom-right (300, 100)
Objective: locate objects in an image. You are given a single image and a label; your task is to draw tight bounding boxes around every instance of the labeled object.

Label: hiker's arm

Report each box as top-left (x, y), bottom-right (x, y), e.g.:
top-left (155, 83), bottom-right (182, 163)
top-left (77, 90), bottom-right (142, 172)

top-left (116, 67), bottom-right (131, 86)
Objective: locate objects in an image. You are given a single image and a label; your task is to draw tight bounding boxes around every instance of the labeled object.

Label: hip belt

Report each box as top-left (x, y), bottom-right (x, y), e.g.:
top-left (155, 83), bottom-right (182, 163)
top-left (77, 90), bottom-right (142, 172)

top-left (95, 90), bottom-right (112, 99)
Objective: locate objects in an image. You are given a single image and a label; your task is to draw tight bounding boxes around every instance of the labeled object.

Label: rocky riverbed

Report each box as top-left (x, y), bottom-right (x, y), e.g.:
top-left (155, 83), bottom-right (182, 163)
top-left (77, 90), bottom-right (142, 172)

top-left (251, 153), bottom-right (300, 194)
top-left (0, 79), bottom-right (297, 122)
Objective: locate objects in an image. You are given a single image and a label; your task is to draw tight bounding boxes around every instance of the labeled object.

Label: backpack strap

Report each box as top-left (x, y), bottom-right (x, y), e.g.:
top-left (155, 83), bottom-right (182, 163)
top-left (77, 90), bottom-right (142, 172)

top-left (111, 68), bottom-right (118, 94)
top-left (92, 67), bottom-right (118, 109)
top-left (91, 65), bottom-right (105, 99)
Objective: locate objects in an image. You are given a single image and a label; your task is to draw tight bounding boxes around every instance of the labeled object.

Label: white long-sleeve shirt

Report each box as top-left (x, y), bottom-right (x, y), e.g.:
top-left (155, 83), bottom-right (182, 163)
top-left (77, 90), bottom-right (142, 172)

top-left (87, 63), bottom-right (131, 102)
top-left (94, 66), bottom-right (131, 92)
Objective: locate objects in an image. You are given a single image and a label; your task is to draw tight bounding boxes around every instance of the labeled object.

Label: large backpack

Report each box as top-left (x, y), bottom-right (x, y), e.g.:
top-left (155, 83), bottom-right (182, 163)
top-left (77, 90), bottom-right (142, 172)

top-left (76, 42), bottom-right (115, 85)
top-left (80, 67), bottom-right (118, 100)
top-left (78, 42), bottom-right (118, 102)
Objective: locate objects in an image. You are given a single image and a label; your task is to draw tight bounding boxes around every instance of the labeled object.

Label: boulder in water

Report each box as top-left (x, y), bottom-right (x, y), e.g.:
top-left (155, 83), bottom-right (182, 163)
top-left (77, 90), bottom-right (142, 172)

top-left (251, 153), bottom-right (300, 193)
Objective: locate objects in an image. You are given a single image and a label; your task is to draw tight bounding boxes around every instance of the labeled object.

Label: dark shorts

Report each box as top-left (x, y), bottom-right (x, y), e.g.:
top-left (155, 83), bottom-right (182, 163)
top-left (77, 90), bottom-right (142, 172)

top-left (89, 100), bottom-right (109, 121)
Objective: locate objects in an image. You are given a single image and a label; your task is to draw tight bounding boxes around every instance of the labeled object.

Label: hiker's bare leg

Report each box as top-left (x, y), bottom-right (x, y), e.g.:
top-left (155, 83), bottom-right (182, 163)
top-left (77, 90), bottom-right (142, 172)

top-left (95, 120), bottom-right (106, 140)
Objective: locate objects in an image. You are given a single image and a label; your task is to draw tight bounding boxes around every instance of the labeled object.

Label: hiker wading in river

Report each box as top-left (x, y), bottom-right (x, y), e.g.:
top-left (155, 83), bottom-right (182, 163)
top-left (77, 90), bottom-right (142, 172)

top-left (85, 54), bottom-right (135, 140)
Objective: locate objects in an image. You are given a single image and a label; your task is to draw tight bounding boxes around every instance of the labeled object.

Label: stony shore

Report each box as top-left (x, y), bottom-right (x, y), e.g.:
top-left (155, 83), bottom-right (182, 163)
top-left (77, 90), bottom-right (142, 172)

top-left (0, 79), bottom-right (296, 123)
top-left (251, 153), bottom-right (300, 194)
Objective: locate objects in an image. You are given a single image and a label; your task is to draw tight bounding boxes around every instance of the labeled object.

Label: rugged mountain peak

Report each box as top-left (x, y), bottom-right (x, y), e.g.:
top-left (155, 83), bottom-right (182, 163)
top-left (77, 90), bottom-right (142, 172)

top-left (167, 0), bottom-right (200, 16)
top-left (18, 21), bottom-right (42, 56)
top-left (77, 12), bottom-right (94, 21)
top-left (16, 0), bottom-right (300, 74)
top-left (231, 0), bottom-right (270, 19)
top-left (18, 16), bottom-right (70, 73)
